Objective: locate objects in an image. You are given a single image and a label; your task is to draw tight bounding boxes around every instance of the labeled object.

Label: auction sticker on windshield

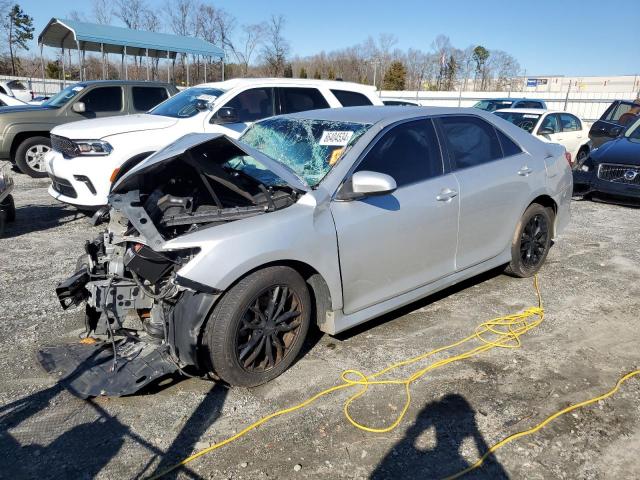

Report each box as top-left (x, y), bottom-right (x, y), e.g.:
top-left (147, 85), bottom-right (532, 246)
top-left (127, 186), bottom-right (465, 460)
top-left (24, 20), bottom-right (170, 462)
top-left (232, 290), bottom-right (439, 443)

top-left (319, 131), bottom-right (354, 146)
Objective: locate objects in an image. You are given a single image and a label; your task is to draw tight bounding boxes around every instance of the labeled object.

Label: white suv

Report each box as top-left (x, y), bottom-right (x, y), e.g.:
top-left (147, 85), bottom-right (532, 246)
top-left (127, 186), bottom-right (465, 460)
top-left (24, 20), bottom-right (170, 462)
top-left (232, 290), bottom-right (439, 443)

top-left (45, 78), bottom-right (382, 209)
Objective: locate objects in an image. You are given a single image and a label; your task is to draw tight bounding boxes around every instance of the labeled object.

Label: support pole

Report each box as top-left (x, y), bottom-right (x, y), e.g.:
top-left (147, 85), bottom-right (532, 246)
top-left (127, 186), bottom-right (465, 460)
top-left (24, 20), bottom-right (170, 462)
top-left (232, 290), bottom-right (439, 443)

top-left (167, 51), bottom-right (170, 82)
top-left (204, 58), bottom-right (207, 83)
top-left (101, 43), bottom-right (105, 79)
top-left (76, 41), bottom-right (82, 81)
top-left (61, 47), bottom-right (66, 87)
top-left (124, 46), bottom-right (128, 80)
top-left (186, 54), bottom-right (190, 86)
top-left (39, 43), bottom-right (46, 96)
top-left (82, 48), bottom-right (86, 81)
top-left (146, 48), bottom-right (150, 81)
top-left (221, 60), bottom-right (225, 81)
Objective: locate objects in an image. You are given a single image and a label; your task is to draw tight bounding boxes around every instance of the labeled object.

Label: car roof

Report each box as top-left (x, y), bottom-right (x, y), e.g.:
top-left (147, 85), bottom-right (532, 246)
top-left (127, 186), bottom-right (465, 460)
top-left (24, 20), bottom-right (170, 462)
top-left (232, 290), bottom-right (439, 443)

top-left (72, 80), bottom-right (174, 87)
top-left (271, 105), bottom-right (490, 125)
top-left (495, 108), bottom-right (577, 115)
top-left (194, 78), bottom-right (377, 93)
top-left (481, 98), bottom-right (545, 102)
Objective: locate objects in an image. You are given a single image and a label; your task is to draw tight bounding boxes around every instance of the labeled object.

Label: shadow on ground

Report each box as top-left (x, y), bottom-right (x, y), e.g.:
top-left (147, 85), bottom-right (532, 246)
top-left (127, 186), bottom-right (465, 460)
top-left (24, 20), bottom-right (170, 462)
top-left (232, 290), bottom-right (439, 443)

top-left (371, 394), bottom-right (509, 480)
top-left (0, 351), bottom-right (228, 480)
top-left (2, 204), bottom-right (85, 238)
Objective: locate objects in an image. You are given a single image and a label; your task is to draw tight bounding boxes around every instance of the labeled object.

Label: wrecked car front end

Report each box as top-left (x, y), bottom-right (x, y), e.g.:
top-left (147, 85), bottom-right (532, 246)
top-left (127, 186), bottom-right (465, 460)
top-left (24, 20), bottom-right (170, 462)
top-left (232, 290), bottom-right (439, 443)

top-left (41, 133), bottom-right (305, 398)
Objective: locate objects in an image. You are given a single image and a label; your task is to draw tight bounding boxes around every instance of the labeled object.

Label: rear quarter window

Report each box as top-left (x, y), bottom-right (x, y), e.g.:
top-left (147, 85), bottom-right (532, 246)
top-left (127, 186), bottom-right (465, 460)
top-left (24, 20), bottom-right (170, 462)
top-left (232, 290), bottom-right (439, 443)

top-left (132, 87), bottom-right (170, 111)
top-left (331, 89), bottom-right (373, 107)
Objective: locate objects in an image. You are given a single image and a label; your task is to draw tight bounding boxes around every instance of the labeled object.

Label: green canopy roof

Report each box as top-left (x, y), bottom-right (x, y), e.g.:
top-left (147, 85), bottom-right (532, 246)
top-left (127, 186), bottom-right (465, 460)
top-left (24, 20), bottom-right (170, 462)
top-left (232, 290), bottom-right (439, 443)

top-left (38, 18), bottom-right (225, 60)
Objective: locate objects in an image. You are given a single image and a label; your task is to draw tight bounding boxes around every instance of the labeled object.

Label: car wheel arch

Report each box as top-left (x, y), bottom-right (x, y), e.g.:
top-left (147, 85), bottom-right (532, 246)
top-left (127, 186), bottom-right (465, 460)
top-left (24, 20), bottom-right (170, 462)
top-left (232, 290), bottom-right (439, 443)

top-left (523, 194), bottom-right (558, 236)
top-left (10, 131), bottom-right (50, 162)
top-left (191, 259), bottom-right (334, 368)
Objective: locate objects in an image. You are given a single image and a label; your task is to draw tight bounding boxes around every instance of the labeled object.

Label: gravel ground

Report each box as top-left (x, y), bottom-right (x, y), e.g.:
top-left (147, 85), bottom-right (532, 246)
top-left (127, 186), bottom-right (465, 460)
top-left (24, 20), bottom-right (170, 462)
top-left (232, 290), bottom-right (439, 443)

top-left (1, 170), bottom-right (639, 480)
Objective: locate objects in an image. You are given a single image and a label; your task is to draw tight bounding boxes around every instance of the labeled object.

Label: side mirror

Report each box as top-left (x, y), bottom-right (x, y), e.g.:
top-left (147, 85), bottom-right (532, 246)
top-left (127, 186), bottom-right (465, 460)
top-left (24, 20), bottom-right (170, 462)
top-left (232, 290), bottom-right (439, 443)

top-left (213, 106), bottom-right (239, 124)
top-left (337, 171), bottom-right (397, 200)
top-left (609, 125), bottom-right (623, 137)
top-left (538, 127), bottom-right (554, 136)
top-left (72, 102), bottom-right (86, 113)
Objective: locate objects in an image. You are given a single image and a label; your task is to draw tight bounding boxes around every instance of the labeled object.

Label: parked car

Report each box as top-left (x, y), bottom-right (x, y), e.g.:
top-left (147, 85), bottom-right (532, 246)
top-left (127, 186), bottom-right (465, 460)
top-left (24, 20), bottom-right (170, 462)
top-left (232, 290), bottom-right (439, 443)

top-left (474, 98), bottom-right (547, 112)
top-left (588, 99), bottom-right (640, 149)
top-left (383, 98), bottom-right (421, 106)
top-left (0, 80), bottom-right (33, 103)
top-left (0, 92), bottom-right (26, 107)
top-left (45, 78), bottom-right (383, 210)
top-left (494, 109), bottom-right (591, 164)
top-left (29, 95), bottom-right (51, 105)
top-left (0, 162), bottom-right (15, 237)
top-left (47, 106), bottom-right (571, 397)
top-left (573, 116), bottom-right (640, 205)
top-left (0, 80), bottom-right (178, 177)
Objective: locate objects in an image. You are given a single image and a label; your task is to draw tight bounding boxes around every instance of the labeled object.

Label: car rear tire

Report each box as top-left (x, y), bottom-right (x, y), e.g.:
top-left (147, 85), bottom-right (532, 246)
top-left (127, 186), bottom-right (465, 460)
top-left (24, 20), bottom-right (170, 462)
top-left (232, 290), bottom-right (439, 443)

top-left (202, 266), bottom-right (311, 387)
top-left (1, 194), bottom-right (15, 222)
top-left (505, 203), bottom-right (554, 278)
top-left (15, 136), bottom-right (51, 178)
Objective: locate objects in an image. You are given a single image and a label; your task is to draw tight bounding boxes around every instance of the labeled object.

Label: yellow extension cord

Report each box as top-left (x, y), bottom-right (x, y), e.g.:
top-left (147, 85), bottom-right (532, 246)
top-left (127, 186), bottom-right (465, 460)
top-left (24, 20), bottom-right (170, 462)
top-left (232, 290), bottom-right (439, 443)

top-left (149, 276), bottom-right (640, 479)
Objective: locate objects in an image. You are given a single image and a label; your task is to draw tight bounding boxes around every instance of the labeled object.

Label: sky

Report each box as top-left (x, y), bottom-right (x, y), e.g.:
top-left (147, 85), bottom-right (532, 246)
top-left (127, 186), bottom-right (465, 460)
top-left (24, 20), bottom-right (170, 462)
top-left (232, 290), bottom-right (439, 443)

top-left (14, 0), bottom-right (640, 77)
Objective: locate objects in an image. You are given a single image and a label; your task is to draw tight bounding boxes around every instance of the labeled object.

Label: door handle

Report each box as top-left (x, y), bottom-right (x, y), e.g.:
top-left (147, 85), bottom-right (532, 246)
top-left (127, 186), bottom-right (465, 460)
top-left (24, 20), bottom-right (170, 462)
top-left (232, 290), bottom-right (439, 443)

top-left (518, 166), bottom-right (533, 176)
top-left (436, 188), bottom-right (458, 201)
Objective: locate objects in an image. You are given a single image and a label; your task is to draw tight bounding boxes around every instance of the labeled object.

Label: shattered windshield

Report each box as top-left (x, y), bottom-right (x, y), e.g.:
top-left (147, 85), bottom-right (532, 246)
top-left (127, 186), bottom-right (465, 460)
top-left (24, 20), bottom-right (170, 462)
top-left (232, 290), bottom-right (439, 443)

top-left (150, 87), bottom-right (225, 118)
top-left (231, 117), bottom-right (371, 187)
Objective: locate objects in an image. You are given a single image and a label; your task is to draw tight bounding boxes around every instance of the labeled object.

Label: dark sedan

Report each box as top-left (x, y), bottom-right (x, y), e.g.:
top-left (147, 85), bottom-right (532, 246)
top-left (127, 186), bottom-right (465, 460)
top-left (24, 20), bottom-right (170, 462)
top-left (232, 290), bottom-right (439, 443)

top-left (574, 117), bottom-right (640, 205)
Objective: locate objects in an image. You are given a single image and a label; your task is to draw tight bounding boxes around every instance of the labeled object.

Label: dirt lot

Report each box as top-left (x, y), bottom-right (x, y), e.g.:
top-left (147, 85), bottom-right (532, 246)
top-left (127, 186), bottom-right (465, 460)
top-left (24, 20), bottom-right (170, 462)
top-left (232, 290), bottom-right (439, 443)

top-left (1, 170), bottom-right (639, 480)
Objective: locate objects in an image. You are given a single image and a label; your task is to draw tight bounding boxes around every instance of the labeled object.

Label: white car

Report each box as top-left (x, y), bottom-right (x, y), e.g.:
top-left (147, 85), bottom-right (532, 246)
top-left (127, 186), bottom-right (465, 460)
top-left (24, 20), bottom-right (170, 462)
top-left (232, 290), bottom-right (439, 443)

top-left (0, 80), bottom-right (33, 103)
top-left (0, 92), bottom-right (26, 107)
top-left (45, 78), bottom-right (383, 209)
top-left (494, 109), bottom-right (591, 164)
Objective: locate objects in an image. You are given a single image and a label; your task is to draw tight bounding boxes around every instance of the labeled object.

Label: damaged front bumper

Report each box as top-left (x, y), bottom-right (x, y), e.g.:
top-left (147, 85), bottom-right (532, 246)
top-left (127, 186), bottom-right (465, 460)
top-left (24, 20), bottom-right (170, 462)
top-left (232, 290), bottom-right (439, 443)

top-left (41, 194), bottom-right (218, 398)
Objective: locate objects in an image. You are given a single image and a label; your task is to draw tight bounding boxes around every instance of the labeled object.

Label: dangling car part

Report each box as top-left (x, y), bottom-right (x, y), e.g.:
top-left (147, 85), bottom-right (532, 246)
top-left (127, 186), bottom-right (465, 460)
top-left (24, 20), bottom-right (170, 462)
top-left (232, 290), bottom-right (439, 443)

top-left (43, 108), bottom-right (572, 397)
top-left (0, 163), bottom-right (15, 237)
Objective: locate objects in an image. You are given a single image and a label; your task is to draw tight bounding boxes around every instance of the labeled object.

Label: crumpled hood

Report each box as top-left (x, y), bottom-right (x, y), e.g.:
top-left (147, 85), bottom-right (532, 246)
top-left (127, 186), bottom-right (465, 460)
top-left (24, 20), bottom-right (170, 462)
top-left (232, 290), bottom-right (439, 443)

top-left (52, 114), bottom-right (179, 140)
top-left (592, 137), bottom-right (640, 166)
top-left (112, 132), bottom-right (310, 194)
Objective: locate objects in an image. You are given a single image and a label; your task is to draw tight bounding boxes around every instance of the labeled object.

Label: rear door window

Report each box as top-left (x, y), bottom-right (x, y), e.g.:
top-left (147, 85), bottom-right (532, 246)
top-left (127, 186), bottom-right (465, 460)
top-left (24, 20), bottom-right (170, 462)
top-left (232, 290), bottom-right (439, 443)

top-left (7, 80), bottom-right (27, 90)
top-left (439, 116), bottom-right (503, 169)
top-left (279, 87), bottom-right (329, 114)
top-left (223, 87), bottom-right (275, 123)
top-left (132, 87), bottom-right (169, 112)
top-left (80, 86), bottom-right (123, 112)
top-left (559, 113), bottom-right (581, 132)
top-left (331, 89), bottom-right (373, 107)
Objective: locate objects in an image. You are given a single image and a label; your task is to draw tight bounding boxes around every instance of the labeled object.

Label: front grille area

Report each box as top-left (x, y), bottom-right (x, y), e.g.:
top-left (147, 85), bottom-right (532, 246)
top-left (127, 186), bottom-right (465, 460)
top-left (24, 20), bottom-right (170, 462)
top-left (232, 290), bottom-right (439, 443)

top-left (51, 134), bottom-right (79, 158)
top-left (597, 163), bottom-right (640, 186)
top-left (49, 174), bottom-right (78, 198)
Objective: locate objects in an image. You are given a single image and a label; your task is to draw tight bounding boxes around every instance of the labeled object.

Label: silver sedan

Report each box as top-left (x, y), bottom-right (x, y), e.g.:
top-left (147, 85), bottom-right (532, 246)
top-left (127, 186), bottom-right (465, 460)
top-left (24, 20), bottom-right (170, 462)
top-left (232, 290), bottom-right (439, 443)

top-left (49, 106), bottom-right (572, 396)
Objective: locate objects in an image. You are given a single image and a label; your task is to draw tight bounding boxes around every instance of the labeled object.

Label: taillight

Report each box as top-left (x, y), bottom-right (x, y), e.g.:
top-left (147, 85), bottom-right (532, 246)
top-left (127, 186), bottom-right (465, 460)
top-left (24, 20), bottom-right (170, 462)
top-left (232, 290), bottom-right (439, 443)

top-left (564, 151), bottom-right (572, 166)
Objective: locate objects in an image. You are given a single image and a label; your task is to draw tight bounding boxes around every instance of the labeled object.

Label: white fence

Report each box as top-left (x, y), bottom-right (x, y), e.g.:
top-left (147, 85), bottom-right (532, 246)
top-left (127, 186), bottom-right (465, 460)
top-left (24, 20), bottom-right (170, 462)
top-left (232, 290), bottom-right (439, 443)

top-left (380, 90), bottom-right (639, 122)
top-left (0, 75), bottom-right (78, 97)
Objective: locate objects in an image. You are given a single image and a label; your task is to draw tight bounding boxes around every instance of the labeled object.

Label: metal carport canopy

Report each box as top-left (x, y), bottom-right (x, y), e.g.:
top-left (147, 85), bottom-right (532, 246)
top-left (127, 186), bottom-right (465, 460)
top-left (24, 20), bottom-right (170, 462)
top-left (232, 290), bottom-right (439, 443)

top-left (38, 18), bottom-right (225, 60)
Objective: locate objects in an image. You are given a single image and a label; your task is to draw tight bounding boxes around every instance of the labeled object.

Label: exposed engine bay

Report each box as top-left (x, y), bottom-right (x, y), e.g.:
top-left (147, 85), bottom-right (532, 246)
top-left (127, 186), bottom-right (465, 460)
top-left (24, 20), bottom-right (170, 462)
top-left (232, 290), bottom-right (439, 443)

top-left (41, 135), bottom-right (301, 398)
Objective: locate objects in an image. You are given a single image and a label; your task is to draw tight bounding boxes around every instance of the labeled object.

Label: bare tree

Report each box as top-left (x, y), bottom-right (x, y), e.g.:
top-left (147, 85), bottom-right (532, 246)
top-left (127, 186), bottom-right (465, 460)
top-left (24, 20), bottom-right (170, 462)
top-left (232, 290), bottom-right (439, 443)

top-left (92, 0), bottom-right (112, 25)
top-left (115, 0), bottom-right (146, 29)
top-left (261, 14), bottom-right (289, 77)
top-left (233, 23), bottom-right (267, 76)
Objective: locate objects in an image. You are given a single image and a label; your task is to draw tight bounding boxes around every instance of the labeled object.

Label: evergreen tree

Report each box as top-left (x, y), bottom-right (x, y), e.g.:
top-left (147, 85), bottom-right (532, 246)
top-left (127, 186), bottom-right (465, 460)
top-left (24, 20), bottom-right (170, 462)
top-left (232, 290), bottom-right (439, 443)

top-left (3, 4), bottom-right (34, 76)
top-left (327, 67), bottom-right (336, 80)
top-left (283, 63), bottom-right (293, 78)
top-left (382, 61), bottom-right (407, 90)
top-left (298, 67), bottom-right (307, 79)
top-left (313, 69), bottom-right (321, 79)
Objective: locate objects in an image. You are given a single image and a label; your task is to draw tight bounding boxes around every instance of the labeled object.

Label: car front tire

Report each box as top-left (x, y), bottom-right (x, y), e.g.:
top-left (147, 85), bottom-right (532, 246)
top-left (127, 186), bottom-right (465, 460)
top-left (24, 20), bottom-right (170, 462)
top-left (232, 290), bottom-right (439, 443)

top-left (202, 266), bottom-right (311, 387)
top-left (15, 136), bottom-right (51, 178)
top-left (505, 203), bottom-right (554, 278)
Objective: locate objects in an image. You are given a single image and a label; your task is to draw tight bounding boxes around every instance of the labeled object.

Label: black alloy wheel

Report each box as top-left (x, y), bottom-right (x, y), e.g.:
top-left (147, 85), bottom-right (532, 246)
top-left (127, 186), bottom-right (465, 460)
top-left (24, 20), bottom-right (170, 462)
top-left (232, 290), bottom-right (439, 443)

top-left (237, 285), bottom-right (304, 372)
top-left (519, 213), bottom-right (549, 268)
top-left (505, 203), bottom-right (554, 278)
top-left (203, 266), bottom-right (311, 387)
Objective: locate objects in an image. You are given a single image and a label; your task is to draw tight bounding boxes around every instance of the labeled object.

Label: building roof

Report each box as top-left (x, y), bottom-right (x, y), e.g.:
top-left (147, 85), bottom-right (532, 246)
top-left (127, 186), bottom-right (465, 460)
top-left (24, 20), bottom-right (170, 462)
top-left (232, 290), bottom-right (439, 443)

top-left (38, 18), bottom-right (225, 60)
